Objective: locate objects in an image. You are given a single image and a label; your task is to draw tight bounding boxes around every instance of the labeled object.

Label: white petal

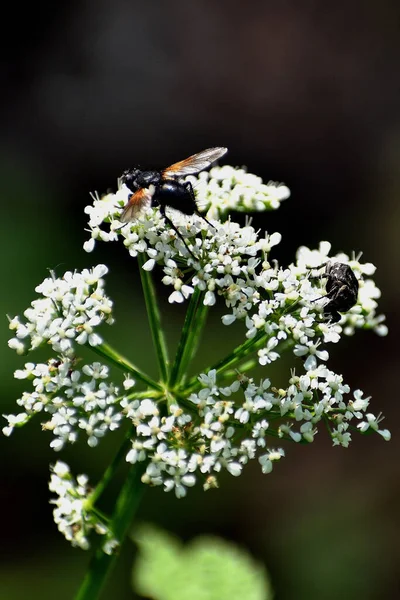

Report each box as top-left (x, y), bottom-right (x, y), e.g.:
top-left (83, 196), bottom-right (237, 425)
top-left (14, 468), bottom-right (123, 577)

top-left (83, 238), bottom-right (96, 253)
top-left (142, 259), bottom-right (155, 271)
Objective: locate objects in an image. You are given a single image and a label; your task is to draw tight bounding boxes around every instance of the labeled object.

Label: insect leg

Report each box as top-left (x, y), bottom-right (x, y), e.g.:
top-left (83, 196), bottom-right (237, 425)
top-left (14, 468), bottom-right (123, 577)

top-left (196, 210), bottom-right (215, 228)
top-left (184, 180), bottom-right (196, 200)
top-left (311, 283), bottom-right (339, 303)
top-left (309, 263), bottom-right (334, 302)
top-left (324, 310), bottom-right (341, 323)
top-left (184, 181), bottom-right (215, 229)
top-left (159, 205), bottom-right (196, 260)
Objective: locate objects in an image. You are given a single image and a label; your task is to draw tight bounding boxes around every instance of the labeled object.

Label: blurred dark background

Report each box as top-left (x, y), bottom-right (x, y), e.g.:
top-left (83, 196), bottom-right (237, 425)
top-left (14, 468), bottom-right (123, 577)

top-left (1, 1), bottom-right (399, 598)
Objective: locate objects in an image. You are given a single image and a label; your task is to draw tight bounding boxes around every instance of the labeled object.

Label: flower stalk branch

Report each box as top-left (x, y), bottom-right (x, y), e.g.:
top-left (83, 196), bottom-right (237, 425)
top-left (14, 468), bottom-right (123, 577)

top-left (89, 427), bottom-right (134, 506)
top-left (137, 254), bottom-right (170, 383)
top-left (169, 287), bottom-right (205, 388)
top-left (74, 463), bottom-right (145, 600)
top-left (90, 342), bottom-right (163, 392)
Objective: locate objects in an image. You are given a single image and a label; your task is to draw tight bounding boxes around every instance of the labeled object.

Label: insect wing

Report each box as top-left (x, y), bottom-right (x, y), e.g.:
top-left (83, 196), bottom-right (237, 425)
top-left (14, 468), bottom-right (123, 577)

top-left (162, 147), bottom-right (227, 178)
top-left (120, 188), bottom-right (153, 222)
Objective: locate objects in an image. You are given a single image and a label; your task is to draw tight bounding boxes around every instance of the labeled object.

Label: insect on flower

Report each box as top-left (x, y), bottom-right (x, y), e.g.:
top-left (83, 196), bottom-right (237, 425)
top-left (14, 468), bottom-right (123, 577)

top-left (119, 147), bottom-right (228, 253)
top-left (314, 261), bottom-right (359, 322)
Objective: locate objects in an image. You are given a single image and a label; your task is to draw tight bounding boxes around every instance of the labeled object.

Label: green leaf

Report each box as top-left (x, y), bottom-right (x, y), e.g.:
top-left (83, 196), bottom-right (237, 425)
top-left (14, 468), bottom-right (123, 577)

top-left (132, 525), bottom-right (273, 600)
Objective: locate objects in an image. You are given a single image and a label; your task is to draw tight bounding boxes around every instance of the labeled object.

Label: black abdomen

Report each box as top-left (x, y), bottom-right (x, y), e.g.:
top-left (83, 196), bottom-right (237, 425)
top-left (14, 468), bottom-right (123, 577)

top-left (154, 181), bottom-right (197, 215)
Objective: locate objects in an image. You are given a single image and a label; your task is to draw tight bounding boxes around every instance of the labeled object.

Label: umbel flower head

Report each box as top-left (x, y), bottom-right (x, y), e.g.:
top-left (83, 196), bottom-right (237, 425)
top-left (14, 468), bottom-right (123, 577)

top-left (8, 265), bottom-right (113, 356)
top-left (5, 156), bottom-right (390, 551)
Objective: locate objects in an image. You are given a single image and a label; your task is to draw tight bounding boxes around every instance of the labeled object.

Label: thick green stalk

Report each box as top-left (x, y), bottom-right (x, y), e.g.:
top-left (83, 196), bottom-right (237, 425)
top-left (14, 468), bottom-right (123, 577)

top-left (89, 428), bottom-right (133, 506)
top-left (184, 302), bottom-right (209, 376)
top-left (180, 297), bottom-right (209, 385)
top-left (89, 341), bottom-right (163, 392)
top-left (137, 254), bottom-right (170, 383)
top-left (169, 287), bottom-right (204, 388)
top-left (74, 464), bottom-right (145, 600)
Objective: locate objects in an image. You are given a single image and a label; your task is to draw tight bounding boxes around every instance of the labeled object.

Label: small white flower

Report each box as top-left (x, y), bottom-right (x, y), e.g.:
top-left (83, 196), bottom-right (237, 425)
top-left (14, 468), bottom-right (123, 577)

top-left (357, 413), bottom-right (391, 441)
top-left (294, 340), bottom-right (329, 362)
top-left (259, 448), bottom-right (285, 473)
top-left (252, 420), bottom-right (269, 447)
top-left (331, 423), bottom-right (352, 447)
top-left (123, 376), bottom-right (136, 390)
top-left (258, 337), bottom-right (280, 365)
top-left (351, 389), bottom-right (370, 412)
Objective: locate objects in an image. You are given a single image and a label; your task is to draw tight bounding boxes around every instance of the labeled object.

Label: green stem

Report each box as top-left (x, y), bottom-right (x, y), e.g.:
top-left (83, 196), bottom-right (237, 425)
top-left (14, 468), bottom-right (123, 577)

top-left (124, 390), bottom-right (163, 400)
top-left (74, 463), bottom-right (145, 600)
top-left (89, 428), bottom-right (133, 506)
top-left (89, 342), bottom-right (163, 392)
top-left (221, 358), bottom-right (258, 379)
top-left (180, 297), bottom-right (209, 385)
top-left (137, 254), bottom-right (170, 383)
top-left (169, 287), bottom-right (204, 388)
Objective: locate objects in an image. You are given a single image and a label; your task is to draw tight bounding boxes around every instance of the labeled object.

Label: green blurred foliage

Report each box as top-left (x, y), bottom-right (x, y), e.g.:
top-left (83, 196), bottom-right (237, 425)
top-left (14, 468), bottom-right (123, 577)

top-left (132, 525), bottom-right (272, 600)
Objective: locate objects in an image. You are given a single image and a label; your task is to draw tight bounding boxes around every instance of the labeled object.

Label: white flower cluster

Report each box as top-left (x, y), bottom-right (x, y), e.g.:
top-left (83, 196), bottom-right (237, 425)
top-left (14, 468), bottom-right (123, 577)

top-left (49, 461), bottom-right (118, 553)
top-left (225, 240), bottom-right (387, 369)
top-left (84, 185), bottom-right (281, 305)
top-left (122, 364), bottom-right (389, 497)
top-left (82, 170), bottom-right (386, 345)
top-left (5, 159), bottom-right (389, 529)
top-left (122, 391), bottom-right (268, 498)
top-left (8, 265), bottom-right (113, 356)
top-left (3, 358), bottom-right (123, 450)
top-left (186, 164), bottom-right (290, 219)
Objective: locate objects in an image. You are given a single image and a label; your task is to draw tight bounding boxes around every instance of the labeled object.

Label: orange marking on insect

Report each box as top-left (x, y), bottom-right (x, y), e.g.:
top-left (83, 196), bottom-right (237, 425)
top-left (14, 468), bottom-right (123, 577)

top-left (120, 188), bottom-right (153, 222)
